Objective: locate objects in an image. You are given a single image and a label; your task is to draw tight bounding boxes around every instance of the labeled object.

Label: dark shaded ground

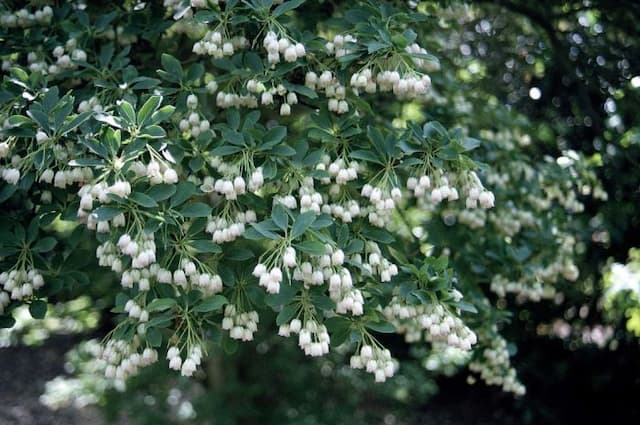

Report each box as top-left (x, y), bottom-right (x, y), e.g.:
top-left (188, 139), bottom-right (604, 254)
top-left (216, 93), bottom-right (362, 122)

top-left (2, 334), bottom-right (639, 425)
top-left (0, 335), bottom-right (104, 425)
top-left (0, 335), bottom-right (520, 425)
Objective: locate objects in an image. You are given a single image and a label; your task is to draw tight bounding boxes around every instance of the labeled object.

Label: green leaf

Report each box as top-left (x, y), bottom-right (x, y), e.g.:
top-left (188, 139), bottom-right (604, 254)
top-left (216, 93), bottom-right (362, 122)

top-left (291, 211), bottom-right (316, 239)
top-left (146, 327), bottom-right (162, 347)
top-left (150, 105), bottom-right (175, 125)
top-left (456, 301), bottom-right (478, 314)
top-left (130, 192), bottom-right (159, 208)
top-left (462, 137), bottom-right (481, 151)
top-left (137, 95), bottom-right (163, 126)
top-left (92, 206), bottom-right (123, 221)
top-left (29, 300), bottom-right (47, 319)
top-left (59, 111), bottom-right (92, 136)
top-left (0, 315), bottom-right (16, 328)
top-left (210, 145), bottom-right (242, 156)
top-left (161, 53), bottom-right (183, 80)
top-left (180, 202), bottom-right (211, 217)
top-left (276, 304), bottom-right (299, 326)
top-left (116, 100), bottom-right (136, 125)
top-left (193, 295), bottom-right (227, 313)
top-left (250, 222), bottom-right (281, 240)
top-left (272, 0), bottom-right (305, 17)
top-left (147, 184), bottom-right (177, 201)
top-left (32, 237), bottom-right (57, 253)
top-left (361, 227), bottom-right (395, 244)
top-left (365, 321), bottom-right (396, 333)
top-left (295, 240), bottom-right (326, 255)
top-left (264, 126), bottom-right (287, 145)
top-left (225, 248), bottom-right (255, 261)
top-left (146, 298), bottom-right (177, 312)
top-left (272, 204), bottom-right (288, 230)
top-left (170, 182), bottom-right (197, 207)
top-left (190, 240), bottom-right (222, 253)
top-left (139, 125), bottom-right (166, 138)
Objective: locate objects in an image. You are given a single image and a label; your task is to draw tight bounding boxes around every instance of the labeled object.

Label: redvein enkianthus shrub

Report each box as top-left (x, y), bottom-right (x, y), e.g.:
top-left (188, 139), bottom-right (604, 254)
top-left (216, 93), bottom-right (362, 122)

top-left (1, 0), bottom-right (586, 396)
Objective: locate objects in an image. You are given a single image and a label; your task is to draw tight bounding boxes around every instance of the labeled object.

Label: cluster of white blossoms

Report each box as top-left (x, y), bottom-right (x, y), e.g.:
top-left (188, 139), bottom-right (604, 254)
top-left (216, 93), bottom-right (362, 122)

top-left (179, 97), bottom-right (212, 138)
top-left (262, 31), bottom-right (306, 65)
top-left (124, 299), bottom-right (149, 322)
top-left (490, 235), bottom-right (579, 302)
top-left (78, 96), bottom-right (104, 113)
top-left (206, 210), bottom-right (257, 243)
top-left (325, 34), bottom-right (357, 58)
top-left (279, 319), bottom-right (331, 357)
top-left (405, 42), bottom-right (432, 69)
top-left (222, 305), bottom-right (259, 341)
top-left (167, 345), bottom-right (203, 377)
top-left (317, 156), bottom-right (360, 186)
top-left (468, 334), bottom-right (526, 396)
top-left (0, 5), bottom-right (53, 28)
top-left (349, 68), bottom-right (378, 94)
top-left (171, 259), bottom-right (223, 294)
top-left (354, 242), bottom-right (399, 282)
top-left (48, 39), bottom-right (87, 75)
top-left (349, 344), bottom-right (397, 382)
top-left (361, 184), bottom-right (402, 227)
top-left (1, 166), bottom-right (20, 185)
top-left (490, 274), bottom-right (555, 302)
top-left (206, 158), bottom-right (264, 194)
top-left (322, 199), bottom-right (362, 223)
top-left (117, 233), bottom-right (157, 270)
top-left (297, 177), bottom-right (324, 213)
top-left (383, 297), bottom-right (477, 350)
top-left (215, 90), bottom-right (259, 109)
top-left (101, 339), bottom-right (158, 380)
top-left (0, 268), bottom-right (44, 302)
top-left (250, 82), bottom-right (300, 116)
top-left (130, 159), bottom-right (179, 185)
top-left (305, 71), bottom-right (349, 114)
top-left (253, 263), bottom-right (283, 294)
top-left (488, 207), bottom-right (535, 237)
top-left (273, 194), bottom-right (298, 210)
top-left (466, 186), bottom-right (495, 209)
top-left (455, 208), bottom-right (487, 229)
top-left (355, 69), bottom-right (432, 100)
top-left (192, 30), bottom-right (247, 58)
top-left (43, 167), bottom-right (93, 189)
top-left (410, 172), bottom-right (497, 210)
top-left (98, 25), bottom-right (138, 45)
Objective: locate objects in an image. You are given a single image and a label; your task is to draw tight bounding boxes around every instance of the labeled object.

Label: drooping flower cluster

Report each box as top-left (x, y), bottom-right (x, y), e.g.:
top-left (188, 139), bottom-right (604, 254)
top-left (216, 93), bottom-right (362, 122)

top-left (468, 334), bottom-right (526, 396)
top-left (361, 184), bottom-right (402, 227)
top-left (263, 31), bottom-right (306, 65)
top-left (349, 344), bottom-right (397, 382)
top-left (0, 268), bottom-right (44, 302)
top-left (222, 305), bottom-right (259, 341)
top-left (279, 318), bottom-right (330, 357)
top-left (206, 210), bottom-right (257, 243)
top-left (0, 5), bottom-right (53, 28)
top-left (193, 30), bottom-right (247, 58)
top-left (384, 297), bottom-right (477, 350)
top-left (167, 345), bottom-right (203, 377)
top-left (101, 339), bottom-right (158, 380)
top-left (355, 242), bottom-right (399, 283)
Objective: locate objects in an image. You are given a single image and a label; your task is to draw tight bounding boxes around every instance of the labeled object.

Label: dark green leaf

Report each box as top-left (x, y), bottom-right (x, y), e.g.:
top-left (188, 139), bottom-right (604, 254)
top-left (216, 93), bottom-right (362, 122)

top-left (146, 298), bottom-right (177, 312)
top-left (29, 300), bottom-right (47, 319)
top-left (32, 237), bottom-right (57, 253)
top-left (193, 295), bottom-right (227, 312)
top-left (291, 211), bottom-right (316, 239)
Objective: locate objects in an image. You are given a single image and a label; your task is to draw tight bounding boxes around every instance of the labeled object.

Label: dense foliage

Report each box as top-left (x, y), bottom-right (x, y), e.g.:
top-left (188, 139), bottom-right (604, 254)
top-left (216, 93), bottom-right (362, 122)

top-left (0, 0), bottom-right (638, 424)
